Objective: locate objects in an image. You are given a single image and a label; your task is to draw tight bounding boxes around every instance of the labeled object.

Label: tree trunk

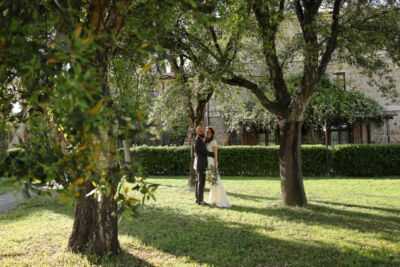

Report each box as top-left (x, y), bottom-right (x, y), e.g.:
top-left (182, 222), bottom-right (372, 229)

top-left (68, 45), bottom-right (120, 255)
top-left (188, 127), bottom-right (196, 189)
top-left (68, 183), bottom-right (120, 255)
top-left (278, 117), bottom-right (307, 206)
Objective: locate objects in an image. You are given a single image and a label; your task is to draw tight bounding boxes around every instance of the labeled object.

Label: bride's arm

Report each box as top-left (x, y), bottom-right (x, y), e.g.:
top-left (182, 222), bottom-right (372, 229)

top-left (212, 146), bottom-right (218, 169)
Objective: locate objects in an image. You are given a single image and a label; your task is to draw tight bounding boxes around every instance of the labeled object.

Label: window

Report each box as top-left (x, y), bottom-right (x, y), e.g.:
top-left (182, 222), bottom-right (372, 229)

top-left (330, 123), bottom-right (351, 145)
top-left (333, 72), bottom-right (346, 91)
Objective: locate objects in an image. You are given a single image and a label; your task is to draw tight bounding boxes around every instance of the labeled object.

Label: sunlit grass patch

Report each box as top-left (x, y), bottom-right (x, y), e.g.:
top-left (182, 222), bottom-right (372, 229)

top-left (0, 176), bottom-right (399, 266)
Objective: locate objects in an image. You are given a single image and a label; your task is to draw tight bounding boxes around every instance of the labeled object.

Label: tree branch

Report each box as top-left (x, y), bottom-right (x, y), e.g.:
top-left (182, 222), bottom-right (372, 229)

top-left (180, 26), bottom-right (219, 61)
top-left (105, 0), bottom-right (133, 36)
top-left (87, 0), bottom-right (108, 34)
top-left (279, 0), bottom-right (285, 12)
top-left (209, 26), bottom-right (223, 59)
top-left (294, 0), bottom-right (304, 24)
top-left (252, 1), bottom-right (291, 109)
top-left (317, 0), bottom-right (343, 78)
top-left (222, 75), bottom-right (283, 115)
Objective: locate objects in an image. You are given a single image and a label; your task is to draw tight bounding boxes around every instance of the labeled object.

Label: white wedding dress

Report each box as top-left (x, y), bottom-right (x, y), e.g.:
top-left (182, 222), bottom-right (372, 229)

top-left (207, 139), bottom-right (231, 208)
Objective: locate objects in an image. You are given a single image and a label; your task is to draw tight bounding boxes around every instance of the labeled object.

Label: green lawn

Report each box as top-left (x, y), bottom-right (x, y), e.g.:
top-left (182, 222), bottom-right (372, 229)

top-left (0, 178), bottom-right (15, 195)
top-left (0, 176), bottom-right (399, 266)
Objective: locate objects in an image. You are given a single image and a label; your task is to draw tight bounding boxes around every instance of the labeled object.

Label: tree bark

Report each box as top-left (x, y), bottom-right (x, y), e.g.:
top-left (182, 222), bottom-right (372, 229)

top-left (189, 134), bottom-right (196, 188)
top-left (69, 2), bottom-right (119, 253)
top-left (188, 93), bottom-right (213, 189)
top-left (278, 117), bottom-right (307, 206)
top-left (68, 184), bottom-right (120, 255)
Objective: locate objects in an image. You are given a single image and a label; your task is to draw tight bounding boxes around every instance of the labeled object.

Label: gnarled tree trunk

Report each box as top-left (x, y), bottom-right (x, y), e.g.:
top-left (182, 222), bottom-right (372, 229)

top-left (68, 183), bottom-right (119, 255)
top-left (68, 0), bottom-right (130, 254)
top-left (278, 117), bottom-right (307, 206)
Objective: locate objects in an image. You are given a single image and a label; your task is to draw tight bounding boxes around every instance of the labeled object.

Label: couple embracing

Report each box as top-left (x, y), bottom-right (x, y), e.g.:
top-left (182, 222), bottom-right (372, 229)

top-left (193, 126), bottom-right (231, 208)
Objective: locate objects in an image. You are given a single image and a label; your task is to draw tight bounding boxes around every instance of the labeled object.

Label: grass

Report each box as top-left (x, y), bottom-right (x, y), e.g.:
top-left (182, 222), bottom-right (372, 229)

top-left (0, 178), bottom-right (16, 195)
top-left (0, 176), bottom-right (399, 266)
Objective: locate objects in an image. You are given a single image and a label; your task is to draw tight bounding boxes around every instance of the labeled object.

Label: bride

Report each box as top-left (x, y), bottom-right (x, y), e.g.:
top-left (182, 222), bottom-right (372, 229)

top-left (205, 126), bottom-right (231, 208)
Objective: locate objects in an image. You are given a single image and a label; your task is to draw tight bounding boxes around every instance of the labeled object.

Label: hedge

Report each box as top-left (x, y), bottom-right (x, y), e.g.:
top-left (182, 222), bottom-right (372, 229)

top-left (2, 145), bottom-right (399, 178)
top-left (0, 148), bottom-right (50, 180)
top-left (131, 146), bottom-right (191, 176)
top-left (131, 144), bottom-right (400, 177)
top-left (331, 144), bottom-right (400, 176)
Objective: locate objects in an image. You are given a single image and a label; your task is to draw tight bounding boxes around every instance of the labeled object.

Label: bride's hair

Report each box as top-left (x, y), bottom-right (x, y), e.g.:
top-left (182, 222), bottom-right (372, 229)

top-left (205, 126), bottom-right (215, 143)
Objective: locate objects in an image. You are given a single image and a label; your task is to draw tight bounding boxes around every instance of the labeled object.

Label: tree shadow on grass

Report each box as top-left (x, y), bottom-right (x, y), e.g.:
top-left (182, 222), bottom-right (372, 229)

top-left (227, 191), bottom-right (279, 202)
top-left (303, 176), bottom-right (400, 180)
top-left (229, 203), bottom-right (400, 238)
top-left (148, 176), bottom-right (281, 181)
top-left (118, 206), bottom-right (398, 267)
top-left (218, 176), bottom-right (280, 181)
top-left (0, 197), bottom-right (155, 267)
top-left (312, 200), bottom-right (400, 214)
top-left (84, 249), bottom-right (155, 267)
top-left (3, 196), bottom-right (399, 266)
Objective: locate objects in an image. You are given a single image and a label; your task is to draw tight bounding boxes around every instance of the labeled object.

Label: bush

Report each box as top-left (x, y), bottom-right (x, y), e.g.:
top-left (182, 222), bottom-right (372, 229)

top-left (4, 144), bottom-right (399, 179)
top-left (0, 147), bottom-right (52, 181)
top-left (331, 144), bottom-right (400, 176)
top-left (217, 146), bottom-right (279, 176)
top-left (132, 145), bottom-right (330, 177)
top-left (131, 144), bottom-right (400, 177)
top-left (131, 146), bottom-right (191, 176)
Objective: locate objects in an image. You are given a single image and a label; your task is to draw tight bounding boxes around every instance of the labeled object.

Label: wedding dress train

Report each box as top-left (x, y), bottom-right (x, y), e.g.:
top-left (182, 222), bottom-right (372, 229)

top-left (206, 139), bottom-right (231, 208)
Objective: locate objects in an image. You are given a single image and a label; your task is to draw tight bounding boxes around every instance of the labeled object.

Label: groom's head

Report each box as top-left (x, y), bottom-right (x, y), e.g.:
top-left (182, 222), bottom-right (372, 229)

top-left (195, 126), bottom-right (205, 138)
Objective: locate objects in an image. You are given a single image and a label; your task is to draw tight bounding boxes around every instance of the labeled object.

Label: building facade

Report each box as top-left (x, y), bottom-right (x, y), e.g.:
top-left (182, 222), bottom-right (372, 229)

top-left (205, 64), bottom-right (400, 146)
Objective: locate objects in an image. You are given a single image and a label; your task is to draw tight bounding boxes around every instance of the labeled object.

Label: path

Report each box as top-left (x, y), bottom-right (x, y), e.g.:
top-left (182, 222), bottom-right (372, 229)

top-left (0, 191), bottom-right (22, 213)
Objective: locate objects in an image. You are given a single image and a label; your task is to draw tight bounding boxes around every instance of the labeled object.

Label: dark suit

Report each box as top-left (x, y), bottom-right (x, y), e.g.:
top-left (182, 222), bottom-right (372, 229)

top-left (194, 135), bottom-right (214, 203)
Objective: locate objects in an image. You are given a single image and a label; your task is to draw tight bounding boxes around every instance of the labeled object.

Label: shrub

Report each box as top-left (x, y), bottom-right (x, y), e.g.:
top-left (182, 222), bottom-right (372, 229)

top-left (217, 146), bottom-right (279, 176)
top-left (0, 148), bottom-right (36, 178)
top-left (131, 146), bottom-right (191, 176)
top-left (131, 144), bottom-right (400, 177)
top-left (132, 145), bottom-right (332, 177)
top-left (331, 144), bottom-right (400, 176)
top-left (4, 144), bottom-right (399, 179)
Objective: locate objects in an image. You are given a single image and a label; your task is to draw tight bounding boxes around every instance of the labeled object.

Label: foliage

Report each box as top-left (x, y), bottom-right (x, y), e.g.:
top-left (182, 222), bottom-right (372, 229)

top-left (217, 74), bottom-right (384, 133)
top-left (302, 76), bottom-right (384, 128)
top-left (131, 146), bottom-right (191, 176)
top-left (335, 3), bottom-right (400, 99)
top-left (1, 177), bottom-right (399, 266)
top-left (165, 1), bottom-right (400, 205)
top-left (332, 144), bottom-right (400, 177)
top-left (130, 144), bottom-right (400, 177)
top-left (0, 120), bottom-right (9, 163)
top-left (0, 113), bottom-right (65, 198)
top-left (109, 57), bottom-right (159, 145)
top-left (131, 145), bottom-right (327, 176)
top-left (215, 86), bottom-right (276, 133)
top-left (148, 77), bottom-right (191, 145)
top-left (0, 1), bottom-right (168, 238)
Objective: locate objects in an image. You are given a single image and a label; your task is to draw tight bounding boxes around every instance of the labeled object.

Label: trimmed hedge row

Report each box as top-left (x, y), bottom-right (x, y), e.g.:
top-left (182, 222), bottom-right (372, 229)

top-left (131, 146), bottom-right (191, 176)
top-left (332, 144), bottom-right (400, 176)
top-left (131, 144), bottom-right (400, 177)
top-left (0, 148), bottom-right (51, 182)
top-left (2, 145), bottom-right (399, 178)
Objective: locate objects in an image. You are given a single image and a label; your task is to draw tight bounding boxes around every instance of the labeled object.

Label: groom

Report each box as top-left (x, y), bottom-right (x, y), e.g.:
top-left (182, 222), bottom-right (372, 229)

top-left (193, 126), bottom-right (214, 205)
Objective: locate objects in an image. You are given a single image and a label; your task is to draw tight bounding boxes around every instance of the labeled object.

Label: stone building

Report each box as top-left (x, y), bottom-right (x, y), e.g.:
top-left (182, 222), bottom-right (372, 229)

top-left (202, 64), bottom-right (400, 146)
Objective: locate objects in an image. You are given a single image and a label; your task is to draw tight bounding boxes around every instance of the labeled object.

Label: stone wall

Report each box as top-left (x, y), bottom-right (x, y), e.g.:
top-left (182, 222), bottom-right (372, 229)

top-left (326, 63), bottom-right (400, 143)
top-left (207, 98), bottom-right (230, 146)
